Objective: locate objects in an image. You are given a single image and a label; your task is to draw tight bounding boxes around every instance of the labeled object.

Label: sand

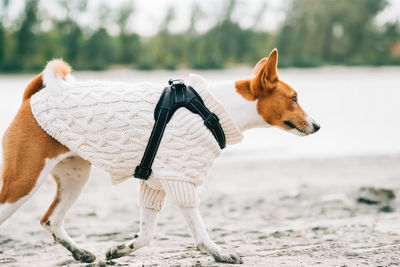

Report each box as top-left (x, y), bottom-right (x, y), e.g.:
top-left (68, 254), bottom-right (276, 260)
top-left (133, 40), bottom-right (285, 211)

top-left (0, 154), bottom-right (399, 267)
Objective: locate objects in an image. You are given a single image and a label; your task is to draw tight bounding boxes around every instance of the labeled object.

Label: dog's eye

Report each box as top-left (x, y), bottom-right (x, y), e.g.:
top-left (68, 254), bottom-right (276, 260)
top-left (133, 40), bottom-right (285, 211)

top-left (291, 96), bottom-right (297, 103)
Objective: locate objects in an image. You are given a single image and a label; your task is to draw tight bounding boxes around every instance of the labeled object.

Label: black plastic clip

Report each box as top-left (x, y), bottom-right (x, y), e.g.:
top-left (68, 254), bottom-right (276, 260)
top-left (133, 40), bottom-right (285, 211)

top-left (169, 79), bottom-right (186, 104)
top-left (134, 165), bottom-right (152, 180)
top-left (204, 113), bottom-right (219, 129)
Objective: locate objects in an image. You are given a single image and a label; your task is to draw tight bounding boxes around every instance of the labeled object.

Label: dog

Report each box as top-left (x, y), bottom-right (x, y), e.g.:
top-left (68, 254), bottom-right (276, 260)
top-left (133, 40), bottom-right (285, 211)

top-left (0, 48), bottom-right (319, 264)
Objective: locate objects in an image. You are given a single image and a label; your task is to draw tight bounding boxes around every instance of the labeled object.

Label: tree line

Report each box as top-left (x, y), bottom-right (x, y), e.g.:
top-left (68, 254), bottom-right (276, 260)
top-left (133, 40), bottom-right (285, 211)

top-left (0, 0), bottom-right (399, 72)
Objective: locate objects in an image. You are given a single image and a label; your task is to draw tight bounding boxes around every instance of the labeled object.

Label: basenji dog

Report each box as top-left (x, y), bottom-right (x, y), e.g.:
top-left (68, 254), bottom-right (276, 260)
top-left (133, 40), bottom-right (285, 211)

top-left (0, 48), bottom-right (320, 264)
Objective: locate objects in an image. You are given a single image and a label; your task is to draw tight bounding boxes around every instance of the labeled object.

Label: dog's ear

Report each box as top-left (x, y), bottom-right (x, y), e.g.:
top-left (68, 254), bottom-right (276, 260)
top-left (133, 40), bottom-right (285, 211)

top-left (264, 48), bottom-right (279, 87)
top-left (250, 48), bottom-right (279, 96)
top-left (235, 79), bottom-right (256, 101)
top-left (252, 57), bottom-right (267, 76)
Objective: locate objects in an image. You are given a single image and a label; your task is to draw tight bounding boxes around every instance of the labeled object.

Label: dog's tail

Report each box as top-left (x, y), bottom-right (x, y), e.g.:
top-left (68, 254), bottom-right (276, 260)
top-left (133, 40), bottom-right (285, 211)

top-left (23, 59), bottom-right (72, 101)
top-left (42, 59), bottom-right (72, 89)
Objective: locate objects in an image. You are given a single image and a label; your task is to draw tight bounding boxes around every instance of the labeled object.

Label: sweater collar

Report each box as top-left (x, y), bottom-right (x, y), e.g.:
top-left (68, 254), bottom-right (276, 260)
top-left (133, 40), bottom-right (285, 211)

top-left (188, 74), bottom-right (243, 145)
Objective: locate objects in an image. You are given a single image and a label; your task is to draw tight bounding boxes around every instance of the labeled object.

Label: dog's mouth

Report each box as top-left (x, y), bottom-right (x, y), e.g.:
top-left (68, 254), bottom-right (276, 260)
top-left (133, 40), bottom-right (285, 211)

top-left (284, 120), bottom-right (296, 129)
top-left (284, 120), bottom-right (308, 136)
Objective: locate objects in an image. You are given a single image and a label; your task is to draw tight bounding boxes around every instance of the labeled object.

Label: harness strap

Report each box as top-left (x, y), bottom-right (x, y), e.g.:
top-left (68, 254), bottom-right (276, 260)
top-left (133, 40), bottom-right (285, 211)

top-left (134, 107), bottom-right (170, 179)
top-left (188, 98), bottom-right (226, 149)
top-left (134, 80), bottom-right (226, 180)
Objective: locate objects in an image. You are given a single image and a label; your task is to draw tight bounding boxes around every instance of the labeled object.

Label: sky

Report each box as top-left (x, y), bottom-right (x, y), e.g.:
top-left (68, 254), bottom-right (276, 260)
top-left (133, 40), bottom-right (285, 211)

top-left (3, 0), bottom-right (400, 36)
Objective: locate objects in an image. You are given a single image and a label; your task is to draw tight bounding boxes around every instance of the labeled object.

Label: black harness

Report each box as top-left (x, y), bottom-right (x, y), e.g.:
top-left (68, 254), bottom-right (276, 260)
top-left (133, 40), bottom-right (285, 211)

top-left (134, 79), bottom-right (226, 180)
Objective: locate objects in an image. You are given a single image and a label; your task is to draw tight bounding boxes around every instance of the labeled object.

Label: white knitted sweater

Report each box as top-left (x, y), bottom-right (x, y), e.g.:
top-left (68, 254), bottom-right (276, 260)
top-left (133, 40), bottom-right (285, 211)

top-left (30, 73), bottom-right (243, 190)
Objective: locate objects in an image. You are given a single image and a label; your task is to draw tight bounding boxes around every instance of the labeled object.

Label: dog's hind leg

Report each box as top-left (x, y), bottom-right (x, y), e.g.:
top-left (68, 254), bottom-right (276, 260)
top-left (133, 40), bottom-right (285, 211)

top-left (0, 100), bottom-right (70, 225)
top-left (105, 181), bottom-right (164, 260)
top-left (0, 156), bottom-right (58, 225)
top-left (41, 156), bottom-right (95, 263)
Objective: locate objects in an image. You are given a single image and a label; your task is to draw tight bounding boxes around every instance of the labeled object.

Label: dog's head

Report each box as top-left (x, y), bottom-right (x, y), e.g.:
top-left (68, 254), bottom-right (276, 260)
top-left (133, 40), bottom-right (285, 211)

top-left (237, 48), bottom-right (320, 136)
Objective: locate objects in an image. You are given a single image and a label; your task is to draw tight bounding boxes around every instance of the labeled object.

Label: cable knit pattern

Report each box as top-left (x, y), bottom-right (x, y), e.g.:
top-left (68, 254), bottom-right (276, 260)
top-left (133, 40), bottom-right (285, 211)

top-left (30, 73), bottom-right (243, 194)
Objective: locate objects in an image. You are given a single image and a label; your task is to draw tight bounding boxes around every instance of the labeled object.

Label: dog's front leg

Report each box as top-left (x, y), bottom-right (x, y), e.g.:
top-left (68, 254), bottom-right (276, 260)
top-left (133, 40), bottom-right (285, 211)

top-left (180, 207), bottom-right (243, 264)
top-left (106, 207), bottom-right (158, 260)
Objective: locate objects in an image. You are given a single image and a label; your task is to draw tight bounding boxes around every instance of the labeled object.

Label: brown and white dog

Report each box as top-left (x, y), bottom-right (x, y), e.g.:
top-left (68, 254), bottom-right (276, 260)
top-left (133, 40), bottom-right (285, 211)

top-left (0, 49), bottom-right (319, 264)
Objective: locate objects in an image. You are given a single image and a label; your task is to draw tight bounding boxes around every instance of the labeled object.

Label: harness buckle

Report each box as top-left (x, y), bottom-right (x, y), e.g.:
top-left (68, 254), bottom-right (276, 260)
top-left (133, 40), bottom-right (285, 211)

top-left (134, 165), bottom-right (152, 180)
top-left (168, 79), bottom-right (185, 88)
top-left (169, 79), bottom-right (186, 104)
top-left (204, 113), bottom-right (219, 129)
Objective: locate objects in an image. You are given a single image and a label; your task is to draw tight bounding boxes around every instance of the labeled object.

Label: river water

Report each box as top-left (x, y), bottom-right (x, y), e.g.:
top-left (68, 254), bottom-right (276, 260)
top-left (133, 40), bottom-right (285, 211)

top-left (0, 66), bottom-right (399, 160)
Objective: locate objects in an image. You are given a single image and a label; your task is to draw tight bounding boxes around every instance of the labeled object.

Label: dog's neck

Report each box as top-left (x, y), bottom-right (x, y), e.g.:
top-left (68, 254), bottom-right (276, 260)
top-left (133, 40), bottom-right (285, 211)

top-left (209, 80), bottom-right (267, 132)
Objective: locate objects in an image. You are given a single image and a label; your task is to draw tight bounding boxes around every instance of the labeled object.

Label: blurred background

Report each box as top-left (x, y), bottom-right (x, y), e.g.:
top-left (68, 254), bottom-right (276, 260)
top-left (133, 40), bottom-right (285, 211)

top-left (0, 0), bottom-right (399, 71)
top-left (1, 0), bottom-right (399, 159)
top-left (1, 1), bottom-right (400, 266)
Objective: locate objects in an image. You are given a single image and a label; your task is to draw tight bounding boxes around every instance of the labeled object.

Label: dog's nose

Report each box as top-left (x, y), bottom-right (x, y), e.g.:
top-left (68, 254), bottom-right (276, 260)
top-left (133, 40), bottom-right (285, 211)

top-left (312, 123), bottom-right (320, 132)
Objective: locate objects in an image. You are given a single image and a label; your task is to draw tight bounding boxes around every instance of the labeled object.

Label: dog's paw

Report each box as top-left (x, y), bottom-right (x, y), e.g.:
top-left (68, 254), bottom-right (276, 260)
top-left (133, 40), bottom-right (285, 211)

top-left (212, 251), bottom-right (243, 264)
top-left (105, 244), bottom-right (130, 260)
top-left (71, 248), bottom-right (96, 263)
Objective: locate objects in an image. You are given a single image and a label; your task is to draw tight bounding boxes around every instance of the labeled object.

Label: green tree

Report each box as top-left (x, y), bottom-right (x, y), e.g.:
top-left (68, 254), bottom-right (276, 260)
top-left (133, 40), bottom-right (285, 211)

top-left (53, 0), bottom-right (87, 68)
top-left (138, 6), bottom-right (184, 70)
top-left (0, 22), bottom-right (4, 67)
top-left (0, 0), bottom-right (399, 72)
top-left (16, 0), bottom-right (41, 70)
top-left (188, 0), bottom-right (271, 69)
top-left (117, 1), bottom-right (140, 64)
top-left (84, 28), bottom-right (117, 70)
top-left (277, 0), bottom-right (388, 66)
top-left (82, 4), bottom-right (117, 70)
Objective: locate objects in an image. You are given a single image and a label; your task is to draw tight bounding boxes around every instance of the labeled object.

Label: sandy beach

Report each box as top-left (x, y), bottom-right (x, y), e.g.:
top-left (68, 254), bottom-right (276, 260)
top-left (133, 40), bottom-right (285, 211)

top-left (1, 155), bottom-right (400, 266)
top-left (1, 67), bottom-right (400, 266)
